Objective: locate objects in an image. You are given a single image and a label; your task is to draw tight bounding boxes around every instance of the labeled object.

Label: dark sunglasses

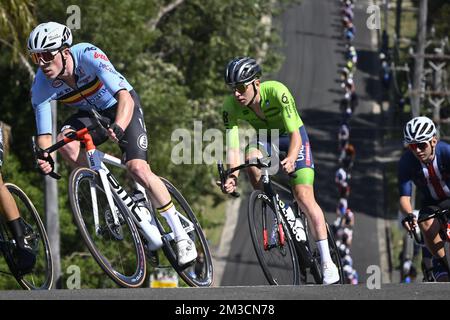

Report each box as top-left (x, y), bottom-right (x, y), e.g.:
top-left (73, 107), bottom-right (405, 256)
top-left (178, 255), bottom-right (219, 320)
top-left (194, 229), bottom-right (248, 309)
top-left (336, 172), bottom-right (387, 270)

top-left (229, 83), bottom-right (248, 94)
top-left (408, 142), bottom-right (429, 151)
top-left (30, 50), bottom-right (59, 65)
top-left (229, 80), bottom-right (256, 94)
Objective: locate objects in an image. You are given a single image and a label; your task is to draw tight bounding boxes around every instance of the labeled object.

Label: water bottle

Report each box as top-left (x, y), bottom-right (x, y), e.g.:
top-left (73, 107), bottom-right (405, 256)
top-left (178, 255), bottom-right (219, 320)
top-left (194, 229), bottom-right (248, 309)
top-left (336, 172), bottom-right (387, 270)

top-left (131, 190), bottom-right (163, 251)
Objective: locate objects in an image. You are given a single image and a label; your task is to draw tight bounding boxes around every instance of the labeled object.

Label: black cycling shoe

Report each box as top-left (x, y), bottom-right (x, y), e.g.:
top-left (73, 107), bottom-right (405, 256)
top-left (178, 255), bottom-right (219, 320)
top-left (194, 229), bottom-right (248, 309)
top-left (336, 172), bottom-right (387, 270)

top-left (12, 239), bottom-right (37, 276)
top-left (432, 257), bottom-right (450, 282)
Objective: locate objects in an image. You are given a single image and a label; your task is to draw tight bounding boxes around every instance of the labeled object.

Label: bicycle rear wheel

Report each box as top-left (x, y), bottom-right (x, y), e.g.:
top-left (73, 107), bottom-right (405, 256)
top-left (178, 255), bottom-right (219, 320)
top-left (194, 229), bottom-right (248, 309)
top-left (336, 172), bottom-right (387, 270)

top-left (69, 168), bottom-right (146, 288)
top-left (2, 183), bottom-right (53, 290)
top-left (157, 177), bottom-right (214, 287)
top-left (248, 190), bottom-right (300, 285)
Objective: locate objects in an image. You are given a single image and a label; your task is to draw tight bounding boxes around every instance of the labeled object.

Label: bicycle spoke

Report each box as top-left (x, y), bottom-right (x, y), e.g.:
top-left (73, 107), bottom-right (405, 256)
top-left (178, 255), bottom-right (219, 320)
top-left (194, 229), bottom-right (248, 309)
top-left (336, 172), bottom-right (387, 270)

top-left (249, 191), bottom-right (300, 285)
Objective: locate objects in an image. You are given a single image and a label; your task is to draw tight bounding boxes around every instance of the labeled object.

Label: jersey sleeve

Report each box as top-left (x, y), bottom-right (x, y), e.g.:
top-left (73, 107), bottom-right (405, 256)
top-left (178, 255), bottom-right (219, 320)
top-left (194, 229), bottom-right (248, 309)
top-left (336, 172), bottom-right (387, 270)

top-left (398, 153), bottom-right (413, 197)
top-left (31, 74), bottom-right (54, 135)
top-left (222, 98), bottom-right (239, 149)
top-left (81, 45), bottom-right (133, 97)
top-left (274, 82), bottom-right (303, 133)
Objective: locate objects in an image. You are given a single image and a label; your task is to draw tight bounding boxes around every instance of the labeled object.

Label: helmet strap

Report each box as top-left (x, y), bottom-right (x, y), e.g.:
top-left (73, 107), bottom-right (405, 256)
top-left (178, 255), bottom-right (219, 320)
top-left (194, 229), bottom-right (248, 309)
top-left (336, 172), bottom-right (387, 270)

top-left (246, 82), bottom-right (258, 107)
top-left (56, 50), bottom-right (67, 78)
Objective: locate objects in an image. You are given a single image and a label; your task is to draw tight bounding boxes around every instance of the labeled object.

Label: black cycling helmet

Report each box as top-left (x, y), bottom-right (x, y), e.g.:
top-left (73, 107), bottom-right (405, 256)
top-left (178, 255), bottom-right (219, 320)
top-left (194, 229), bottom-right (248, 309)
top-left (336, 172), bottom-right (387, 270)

top-left (224, 57), bottom-right (262, 86)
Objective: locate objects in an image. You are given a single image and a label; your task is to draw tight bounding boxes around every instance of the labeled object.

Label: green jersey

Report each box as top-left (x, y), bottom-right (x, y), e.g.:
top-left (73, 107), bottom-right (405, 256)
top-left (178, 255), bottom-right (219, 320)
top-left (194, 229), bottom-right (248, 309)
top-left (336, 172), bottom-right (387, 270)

top-left (222, 80), bottom-right (303, 149)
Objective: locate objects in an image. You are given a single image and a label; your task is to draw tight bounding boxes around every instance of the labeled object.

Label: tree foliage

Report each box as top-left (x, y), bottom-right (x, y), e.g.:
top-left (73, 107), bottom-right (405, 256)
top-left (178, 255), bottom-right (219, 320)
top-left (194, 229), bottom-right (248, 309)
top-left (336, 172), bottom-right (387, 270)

top-left (0, 0), bottom-right (297, 288)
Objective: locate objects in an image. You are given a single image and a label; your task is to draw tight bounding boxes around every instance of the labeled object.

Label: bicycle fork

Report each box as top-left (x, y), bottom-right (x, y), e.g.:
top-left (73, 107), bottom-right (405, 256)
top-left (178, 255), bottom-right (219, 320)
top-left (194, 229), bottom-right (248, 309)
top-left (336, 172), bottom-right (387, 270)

top-left (261, 171), bottom-right (285, 250)
top-left (85, 149), bottom-right (165, 250)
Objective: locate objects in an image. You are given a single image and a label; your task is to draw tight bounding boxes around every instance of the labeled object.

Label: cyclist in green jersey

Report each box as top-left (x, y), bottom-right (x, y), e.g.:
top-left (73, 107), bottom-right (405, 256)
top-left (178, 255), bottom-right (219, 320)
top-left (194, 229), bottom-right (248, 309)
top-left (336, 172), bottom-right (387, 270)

top-left (220, 57), bottom-right (340, 285)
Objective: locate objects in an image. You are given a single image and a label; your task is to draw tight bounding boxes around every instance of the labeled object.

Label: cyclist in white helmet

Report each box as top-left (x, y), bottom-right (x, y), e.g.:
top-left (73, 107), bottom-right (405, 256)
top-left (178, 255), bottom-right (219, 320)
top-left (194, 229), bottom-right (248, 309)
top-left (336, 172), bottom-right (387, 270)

top-left (398, 116), bottom-right (450, 281)
top-left (28, 22), bottom-right (197, 266)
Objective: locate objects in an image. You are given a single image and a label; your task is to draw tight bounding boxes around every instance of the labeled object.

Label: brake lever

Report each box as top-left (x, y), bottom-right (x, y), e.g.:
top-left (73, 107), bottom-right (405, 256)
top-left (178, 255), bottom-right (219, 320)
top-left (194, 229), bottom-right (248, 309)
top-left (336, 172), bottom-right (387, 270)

top-left (89, 109), bottom-right (129, 147)
top-left (31, 136), bottom-right (61, 180)
top-left (217, 161), bottom-right (240, 198)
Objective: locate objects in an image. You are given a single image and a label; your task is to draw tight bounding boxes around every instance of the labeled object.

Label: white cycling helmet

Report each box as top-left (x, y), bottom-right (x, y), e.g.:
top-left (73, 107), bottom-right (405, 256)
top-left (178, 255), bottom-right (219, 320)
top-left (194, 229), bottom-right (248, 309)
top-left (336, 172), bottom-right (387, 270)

top-left (28, 22), bottom-right (72, 53)
top-left (404, 116), bottom-right (437, 144)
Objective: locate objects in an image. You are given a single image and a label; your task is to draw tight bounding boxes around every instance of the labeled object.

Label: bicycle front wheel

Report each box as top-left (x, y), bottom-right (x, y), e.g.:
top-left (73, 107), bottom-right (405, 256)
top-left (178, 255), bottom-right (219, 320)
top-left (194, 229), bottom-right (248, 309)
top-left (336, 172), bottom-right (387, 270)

top-left (3, 183), bottom-right (53, 290)
top-left (158, 177), bottom-right (214, 287)
top-left (248, 190), bottom-right (300, 285)
top-left (69, 168), bottom-right (146, 288)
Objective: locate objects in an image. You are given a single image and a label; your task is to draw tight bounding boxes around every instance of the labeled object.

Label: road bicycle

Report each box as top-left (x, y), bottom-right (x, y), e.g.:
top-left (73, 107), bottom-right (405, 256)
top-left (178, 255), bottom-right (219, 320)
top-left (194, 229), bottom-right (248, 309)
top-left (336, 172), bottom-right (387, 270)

top-left (38, 109), bottom-right (213, 288)
top-left (0, 182), bottom-right (53, 289)
top-left (218, 157), bottom-right (344, 285)
top-left (406, 208), bottom-right (450, 280)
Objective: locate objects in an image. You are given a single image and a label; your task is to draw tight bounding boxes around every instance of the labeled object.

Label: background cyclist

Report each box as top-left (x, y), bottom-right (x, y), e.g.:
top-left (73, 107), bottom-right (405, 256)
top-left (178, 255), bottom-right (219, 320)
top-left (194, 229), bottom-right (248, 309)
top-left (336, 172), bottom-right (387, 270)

top-left (398, 116), bottom-right (450, 282)
top-left (220, 57), bottom-right (340, 285)
top-left (0, 126), bottom-right (36, 273)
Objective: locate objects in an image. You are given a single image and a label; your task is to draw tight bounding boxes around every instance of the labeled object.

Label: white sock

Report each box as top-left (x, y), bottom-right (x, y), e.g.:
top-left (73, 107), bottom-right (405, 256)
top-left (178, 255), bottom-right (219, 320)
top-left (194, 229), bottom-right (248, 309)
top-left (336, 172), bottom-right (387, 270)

top-left (316, 239), bottom-right (332, 264)
top-left (158, 201), bottom-right (188, 242)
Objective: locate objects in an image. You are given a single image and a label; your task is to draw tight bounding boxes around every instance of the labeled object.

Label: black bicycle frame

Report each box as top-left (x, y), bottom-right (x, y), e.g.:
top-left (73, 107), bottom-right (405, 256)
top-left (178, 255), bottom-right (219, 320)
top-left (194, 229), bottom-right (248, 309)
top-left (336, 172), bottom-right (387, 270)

top-left (219, 158), bottom-right (317, 269)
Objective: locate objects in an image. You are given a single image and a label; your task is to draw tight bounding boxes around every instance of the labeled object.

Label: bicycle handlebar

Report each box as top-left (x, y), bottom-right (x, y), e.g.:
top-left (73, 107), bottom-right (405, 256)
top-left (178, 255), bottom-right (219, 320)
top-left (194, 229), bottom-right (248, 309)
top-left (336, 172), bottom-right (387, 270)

top-left (406, 209), bottom-right (450, 244)
top-left (217, 157), bottom-right (298, 198)
top-left (217, 160), bottom-right (240, 198)
top-left (32, 109), bottom-right (128, 180)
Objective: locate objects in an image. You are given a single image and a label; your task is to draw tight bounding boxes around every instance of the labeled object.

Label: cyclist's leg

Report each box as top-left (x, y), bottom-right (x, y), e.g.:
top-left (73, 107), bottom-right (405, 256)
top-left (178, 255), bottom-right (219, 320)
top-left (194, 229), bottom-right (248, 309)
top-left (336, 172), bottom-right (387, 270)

top-left (0, 173), bottom-right (20, 221)
top-left (120, 91), bottom-right (196, 263)
top-left (57, 111), bottom-right (105, 168)
top-left (286, 127), bottom-right (339, 284)
top-left (0, 172), bottom-right (36, 273)
top-left (244, 142), bottom-right (264, 190)
top-left (418, 204), bottom-right (449, 281)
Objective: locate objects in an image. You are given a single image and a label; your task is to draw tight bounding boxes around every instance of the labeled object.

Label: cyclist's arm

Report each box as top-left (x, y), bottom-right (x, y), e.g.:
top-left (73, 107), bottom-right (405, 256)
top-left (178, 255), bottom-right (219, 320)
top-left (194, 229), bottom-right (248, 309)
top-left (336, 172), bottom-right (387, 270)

top-left (83, 45), bottom-right (134, 130)
top-left (226, 148), bottom-right (241, 178)
top-left (398, 155), bottom-right (414, 216)
top-left (276, 82), bottom-right (303, 164)
top-left (113, 89), bottom-right (134, 130)
top-left (399, 196), bottom-right (413, 215)
top-left (223, 103), bottom-right (241, 177)
top-left (37, 134), bottom-right (53, 150)
top-left (286, 129), bottom-right (301, 161)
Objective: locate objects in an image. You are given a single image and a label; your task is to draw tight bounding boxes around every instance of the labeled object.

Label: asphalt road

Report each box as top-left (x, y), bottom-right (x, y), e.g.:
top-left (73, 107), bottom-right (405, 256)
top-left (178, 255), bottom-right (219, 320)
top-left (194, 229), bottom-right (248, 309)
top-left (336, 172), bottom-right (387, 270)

top-left (1, 283), bottom-right (450, 300)
top-left (220, 0), bottom-right (384, 286)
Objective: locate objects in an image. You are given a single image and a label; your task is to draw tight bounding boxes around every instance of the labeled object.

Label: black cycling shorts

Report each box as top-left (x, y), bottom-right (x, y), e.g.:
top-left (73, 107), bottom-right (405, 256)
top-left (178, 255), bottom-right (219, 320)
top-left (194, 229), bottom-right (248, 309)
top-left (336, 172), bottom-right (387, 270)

top-left (61, 90), bottom-right (148, 163)
top-left (418, 199), bottom-right (450, 221)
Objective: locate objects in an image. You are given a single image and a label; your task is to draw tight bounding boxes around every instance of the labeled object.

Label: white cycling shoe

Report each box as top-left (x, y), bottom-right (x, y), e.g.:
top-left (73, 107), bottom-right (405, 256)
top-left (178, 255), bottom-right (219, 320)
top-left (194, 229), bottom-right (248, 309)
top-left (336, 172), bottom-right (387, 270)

top-left (322, 262), bottom-right (340, 285)
top-left (176, 239), bottom-right (197, 266)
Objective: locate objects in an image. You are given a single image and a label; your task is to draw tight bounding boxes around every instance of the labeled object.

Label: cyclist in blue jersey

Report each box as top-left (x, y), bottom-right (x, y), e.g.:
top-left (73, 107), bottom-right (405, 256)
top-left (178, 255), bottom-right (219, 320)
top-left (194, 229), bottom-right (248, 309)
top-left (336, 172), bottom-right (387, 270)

top-left (0, 127), bottom-right (36, 273)
top-left (398, 116), bottom-right (450, 281)
top-left (27, 22), bottom-right (196, 266)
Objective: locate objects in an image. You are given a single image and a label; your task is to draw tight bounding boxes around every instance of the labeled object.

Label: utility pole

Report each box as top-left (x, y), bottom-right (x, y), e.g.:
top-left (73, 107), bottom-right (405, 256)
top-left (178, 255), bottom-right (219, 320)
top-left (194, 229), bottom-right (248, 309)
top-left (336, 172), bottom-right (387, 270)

top-left (411, 0), bottom-right (428, 117)
top-left (394, 0), bottom-right (403, 64)
top-left (46, 100), bottom-right (61, 288)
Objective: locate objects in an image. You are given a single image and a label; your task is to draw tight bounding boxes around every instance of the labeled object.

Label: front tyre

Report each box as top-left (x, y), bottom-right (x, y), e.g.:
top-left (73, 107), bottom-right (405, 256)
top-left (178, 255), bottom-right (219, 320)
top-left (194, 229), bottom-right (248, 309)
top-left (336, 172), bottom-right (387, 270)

top-left (248, 190), bottom-right (300, 285)
top-left (69, 168), bottom-right (146, 288)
